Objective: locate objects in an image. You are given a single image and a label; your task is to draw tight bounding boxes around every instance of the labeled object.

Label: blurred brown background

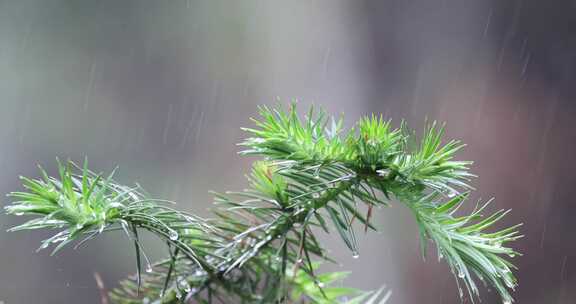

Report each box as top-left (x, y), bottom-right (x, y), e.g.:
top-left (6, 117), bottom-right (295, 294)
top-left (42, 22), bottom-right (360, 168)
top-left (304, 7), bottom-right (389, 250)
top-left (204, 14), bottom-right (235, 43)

top-left (0, 0), bottom-right (574, 303)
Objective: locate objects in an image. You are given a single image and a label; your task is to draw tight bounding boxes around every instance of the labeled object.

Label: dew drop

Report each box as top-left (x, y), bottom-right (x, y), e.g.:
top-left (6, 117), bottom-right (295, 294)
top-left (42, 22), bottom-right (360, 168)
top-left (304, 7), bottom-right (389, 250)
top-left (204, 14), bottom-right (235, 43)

top-left (377, 169), bottom-right (390, 177)
top-left (313, 170), bottom-right (320, 179)
top-left (352, 252), bottom-right (360, 259)
top-left (109, 202), bottom-right (123, 208)
top-left (146, 265), bottom-right (153, 273)
top-left (179, 280), bottom-right (191, 292)
top-left (168, 230), bottom-right (179, 241)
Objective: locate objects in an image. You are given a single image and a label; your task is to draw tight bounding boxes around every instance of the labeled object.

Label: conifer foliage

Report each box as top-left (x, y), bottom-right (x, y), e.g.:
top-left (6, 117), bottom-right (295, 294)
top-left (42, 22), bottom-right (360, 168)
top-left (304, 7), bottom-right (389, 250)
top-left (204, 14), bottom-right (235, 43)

top-left (5, 104), bottom-right (521, 303)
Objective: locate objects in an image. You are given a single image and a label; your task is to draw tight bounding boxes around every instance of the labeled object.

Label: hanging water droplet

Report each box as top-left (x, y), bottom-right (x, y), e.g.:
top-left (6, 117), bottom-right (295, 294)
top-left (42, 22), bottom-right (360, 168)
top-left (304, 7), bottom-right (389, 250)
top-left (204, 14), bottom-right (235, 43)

top-left (179, 279), bottom-right (191, 292)
top-left (458, 271), bottom-right (465, 278)
top-left (109, 202), bottom-right (123, 208)
top-left (146, 264), bottom-right (153, 273)
top-left (377, 169), bottom-right (390, 177)
top-left (313, 167), bottom-right (321, 179)
top-left (317, 281), bottom-right (325, 288)
top-left (175, 290), bottom-right (182, 299)
top-left (341, 174), bottom-right (354, 181)
top-left (168, 229), bottom-right (179, 241)
top-left (352, 252), bottom-right (360, 259)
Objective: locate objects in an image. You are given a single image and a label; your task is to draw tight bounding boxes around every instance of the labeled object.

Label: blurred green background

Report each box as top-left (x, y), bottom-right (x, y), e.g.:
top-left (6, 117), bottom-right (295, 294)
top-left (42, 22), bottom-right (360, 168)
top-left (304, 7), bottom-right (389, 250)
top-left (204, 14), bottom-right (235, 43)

top-left (0, 0), bottom-right (574, 303)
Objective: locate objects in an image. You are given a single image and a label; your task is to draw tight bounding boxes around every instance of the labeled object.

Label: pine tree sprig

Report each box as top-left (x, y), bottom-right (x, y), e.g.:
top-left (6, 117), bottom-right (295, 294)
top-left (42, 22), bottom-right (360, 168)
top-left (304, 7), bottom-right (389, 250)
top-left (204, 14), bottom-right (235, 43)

top-left (4, 103), bottom-right (521, 304)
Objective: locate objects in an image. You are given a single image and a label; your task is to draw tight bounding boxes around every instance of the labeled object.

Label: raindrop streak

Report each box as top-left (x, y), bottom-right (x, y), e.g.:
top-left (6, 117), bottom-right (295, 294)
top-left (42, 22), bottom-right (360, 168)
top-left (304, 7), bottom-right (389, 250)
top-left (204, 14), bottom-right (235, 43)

top-left (194, 111), bottom-right (205, 145)
top-left (539, 220), bottom-right (547, 249)
top-left (180, 112), bottom-right (196, 148)
top-left (209, 81), bottom-right (220, 112)
top-left (18, 103), bottom-right (31, 145)
top-left (321, 44), bottom-right (331, 80)
top-left (521, 52), bottom-right (531, 76)
top-left (410, 67), bottom-right (424, 115)
top-left (20, 21), bottom-right (34, 52)
top-left (242, 81), bottom-right (250, 97)
top-left (483, 9), bottom-right (493, 37)
top-left (83, 60), bottom-right (97, 112)
top-left (162, 104), bottom-right (174, 145)
top-left (519, 38), bottom-right (529, 59)
top-left (560, 256), bottom-right (568, 279)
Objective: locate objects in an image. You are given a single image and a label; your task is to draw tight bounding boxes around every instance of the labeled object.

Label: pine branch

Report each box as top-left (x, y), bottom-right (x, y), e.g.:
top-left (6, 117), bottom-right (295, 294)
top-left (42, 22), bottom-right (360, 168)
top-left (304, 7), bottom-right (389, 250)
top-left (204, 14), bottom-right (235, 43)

top-left (4, 103), bottom-right (521, 303)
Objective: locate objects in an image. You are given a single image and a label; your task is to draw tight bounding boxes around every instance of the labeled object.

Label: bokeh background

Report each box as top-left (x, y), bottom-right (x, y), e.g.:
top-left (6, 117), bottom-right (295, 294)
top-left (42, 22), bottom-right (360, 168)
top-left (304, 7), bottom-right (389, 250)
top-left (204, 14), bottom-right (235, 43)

top-left (0, 0), bottom-right (574, 303)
